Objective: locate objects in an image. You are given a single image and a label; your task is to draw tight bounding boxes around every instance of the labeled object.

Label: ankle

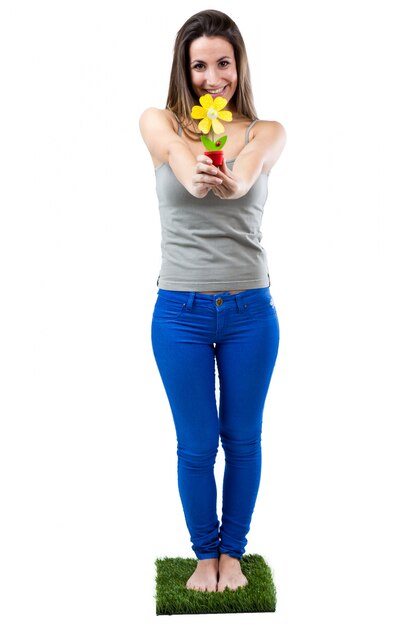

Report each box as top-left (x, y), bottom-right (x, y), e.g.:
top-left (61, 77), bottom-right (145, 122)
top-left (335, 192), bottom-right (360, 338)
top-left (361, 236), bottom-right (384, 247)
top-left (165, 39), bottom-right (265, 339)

top-left (197, 557), bottom-right (219, 567)
top-left (220, 553), bottom-right (240, 562)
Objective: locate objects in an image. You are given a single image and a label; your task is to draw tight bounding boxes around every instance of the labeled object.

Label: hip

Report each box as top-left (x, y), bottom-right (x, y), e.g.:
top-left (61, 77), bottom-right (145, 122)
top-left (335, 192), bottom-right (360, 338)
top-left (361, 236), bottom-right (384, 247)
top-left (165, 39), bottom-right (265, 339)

top-left (152, 287), bottom-right (279, 333)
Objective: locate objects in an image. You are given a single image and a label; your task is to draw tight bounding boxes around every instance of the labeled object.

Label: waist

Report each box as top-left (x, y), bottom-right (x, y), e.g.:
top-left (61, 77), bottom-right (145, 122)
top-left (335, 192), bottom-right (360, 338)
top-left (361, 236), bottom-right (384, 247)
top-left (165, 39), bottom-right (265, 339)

top-left (198, 289), bottom-right (245, 294)
top-left (156, 287), bottom-right (271, 308)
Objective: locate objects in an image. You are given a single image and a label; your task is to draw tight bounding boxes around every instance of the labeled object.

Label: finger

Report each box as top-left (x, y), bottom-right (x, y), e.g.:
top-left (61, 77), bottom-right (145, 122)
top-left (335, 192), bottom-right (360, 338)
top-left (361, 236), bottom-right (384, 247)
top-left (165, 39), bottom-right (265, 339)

top-left (193, 174), bottom-right (222, 186)
top-left (198, 163), bottom-right (219, 176)
top-left (212, 183), bottom-right (225, 194)
top-left (218, 163), bottom-right (232, 177)
top-left (196, 154), bottom-right (213, 166)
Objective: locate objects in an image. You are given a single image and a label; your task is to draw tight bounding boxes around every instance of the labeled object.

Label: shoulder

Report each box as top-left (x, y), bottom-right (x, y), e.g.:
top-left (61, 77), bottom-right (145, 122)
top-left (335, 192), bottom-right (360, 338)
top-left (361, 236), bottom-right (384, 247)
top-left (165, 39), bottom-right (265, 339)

top-left (139, 107), bottom-right (179, 134)
top-left (139, 108), bottom-right (183, 169)
top-left (252, 119), bottom-right (286, 143)
top-left (249, 120), bottom-right (287, 173)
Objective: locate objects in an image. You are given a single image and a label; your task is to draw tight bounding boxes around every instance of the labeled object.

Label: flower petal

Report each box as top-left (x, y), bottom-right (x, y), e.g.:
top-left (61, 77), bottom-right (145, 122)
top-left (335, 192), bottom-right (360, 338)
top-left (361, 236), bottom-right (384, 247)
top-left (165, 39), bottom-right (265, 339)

top-left (212, 118), bottom-right (225, 134)
top-left (198, 117), bottom-right (212, 134)
top-left (218, 110), bottom-right (233, 122)
top-left (199, 93), bottom-right (214, 110)
top-left (212, 96), bottom-right (228, 111)
top-left (191, 105), bottom-right (207, 119)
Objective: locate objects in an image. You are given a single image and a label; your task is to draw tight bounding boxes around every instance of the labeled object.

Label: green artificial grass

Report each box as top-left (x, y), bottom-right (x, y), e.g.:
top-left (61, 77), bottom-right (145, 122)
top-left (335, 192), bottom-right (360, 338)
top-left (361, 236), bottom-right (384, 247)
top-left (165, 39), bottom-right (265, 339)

top-left (155, 553), bottom-right (277, 615)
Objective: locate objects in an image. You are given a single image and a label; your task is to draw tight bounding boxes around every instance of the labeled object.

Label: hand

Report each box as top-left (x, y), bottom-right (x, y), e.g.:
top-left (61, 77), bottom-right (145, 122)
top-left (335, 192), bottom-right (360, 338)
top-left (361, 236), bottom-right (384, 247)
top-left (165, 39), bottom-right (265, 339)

top-left (190, 155), bottom-right (224, 198)
top-left (210, 161), bottom-right (244, 200)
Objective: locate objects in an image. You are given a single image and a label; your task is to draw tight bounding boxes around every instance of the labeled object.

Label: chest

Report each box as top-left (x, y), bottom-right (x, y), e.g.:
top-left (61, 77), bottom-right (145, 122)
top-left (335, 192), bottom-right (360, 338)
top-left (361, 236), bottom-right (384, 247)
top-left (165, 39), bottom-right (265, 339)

top-left (181, 123), bottom-right (251, 161)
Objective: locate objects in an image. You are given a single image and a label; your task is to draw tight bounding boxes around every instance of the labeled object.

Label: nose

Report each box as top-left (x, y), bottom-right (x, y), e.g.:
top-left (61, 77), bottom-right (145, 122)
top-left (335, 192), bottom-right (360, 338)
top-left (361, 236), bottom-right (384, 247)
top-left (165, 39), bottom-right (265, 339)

top-left (206, 67), bottom-right (220, 87)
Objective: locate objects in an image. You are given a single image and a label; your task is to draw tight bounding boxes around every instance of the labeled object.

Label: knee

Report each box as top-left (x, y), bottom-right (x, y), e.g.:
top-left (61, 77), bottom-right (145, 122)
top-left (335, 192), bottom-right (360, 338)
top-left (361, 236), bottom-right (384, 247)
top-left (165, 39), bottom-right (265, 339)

top-left (220, 432), bottom-right (261, 463)
top-left (177, 443), bottom-right (219, 471)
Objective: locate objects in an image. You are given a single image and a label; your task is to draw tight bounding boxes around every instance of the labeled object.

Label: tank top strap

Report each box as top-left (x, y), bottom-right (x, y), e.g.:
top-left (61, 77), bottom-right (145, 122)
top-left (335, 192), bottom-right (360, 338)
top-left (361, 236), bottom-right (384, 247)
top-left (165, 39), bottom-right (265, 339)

top-left (172, 112), bottom-right (183, 136)
top-left (245, 118), bottom-right (259, 144)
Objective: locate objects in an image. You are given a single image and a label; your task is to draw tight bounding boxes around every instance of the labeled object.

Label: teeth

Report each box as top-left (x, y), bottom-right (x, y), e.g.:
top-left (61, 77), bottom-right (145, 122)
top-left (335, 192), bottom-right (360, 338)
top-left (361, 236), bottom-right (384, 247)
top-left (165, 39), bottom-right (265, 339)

top-left (206, 87), bottom-right (225, 94)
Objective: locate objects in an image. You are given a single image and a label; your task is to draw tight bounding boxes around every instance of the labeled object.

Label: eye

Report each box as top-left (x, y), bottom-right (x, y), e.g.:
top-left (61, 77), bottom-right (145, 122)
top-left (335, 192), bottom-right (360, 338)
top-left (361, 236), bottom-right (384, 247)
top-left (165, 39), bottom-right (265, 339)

top-left (192, 60), bottom-right (230, 71)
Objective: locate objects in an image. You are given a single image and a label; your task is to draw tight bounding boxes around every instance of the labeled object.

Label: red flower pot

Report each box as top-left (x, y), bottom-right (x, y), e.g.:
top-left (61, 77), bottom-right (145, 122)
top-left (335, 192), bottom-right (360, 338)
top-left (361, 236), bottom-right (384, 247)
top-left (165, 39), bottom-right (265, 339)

top-left (204, 150), bottom-right (224, 166)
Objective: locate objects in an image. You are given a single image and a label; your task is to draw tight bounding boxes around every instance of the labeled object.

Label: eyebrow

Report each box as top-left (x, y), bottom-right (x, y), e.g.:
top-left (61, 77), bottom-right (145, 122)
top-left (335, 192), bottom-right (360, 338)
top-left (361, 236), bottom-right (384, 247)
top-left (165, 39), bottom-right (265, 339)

top-left (190, 56), bottom-right (232, 65)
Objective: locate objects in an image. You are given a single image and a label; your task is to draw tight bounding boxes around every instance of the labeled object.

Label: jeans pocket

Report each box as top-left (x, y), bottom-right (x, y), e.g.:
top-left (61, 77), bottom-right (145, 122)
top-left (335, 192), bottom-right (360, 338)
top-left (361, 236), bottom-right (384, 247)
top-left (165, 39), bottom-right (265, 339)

top-left (152, 297), bottom-right (186, 322)
top-left (245, 293), bottom-right (278, 321)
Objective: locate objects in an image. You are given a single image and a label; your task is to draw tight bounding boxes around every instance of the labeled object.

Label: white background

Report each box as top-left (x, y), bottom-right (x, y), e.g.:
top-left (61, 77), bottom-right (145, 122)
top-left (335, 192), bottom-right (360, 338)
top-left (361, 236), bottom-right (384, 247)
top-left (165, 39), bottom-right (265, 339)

top-left (1, 1), bottom-right (416, 624)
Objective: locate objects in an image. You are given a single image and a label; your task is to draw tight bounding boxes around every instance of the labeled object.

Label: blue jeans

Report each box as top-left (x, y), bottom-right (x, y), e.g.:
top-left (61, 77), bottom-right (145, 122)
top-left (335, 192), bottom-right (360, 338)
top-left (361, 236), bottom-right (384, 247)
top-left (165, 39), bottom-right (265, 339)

top-left (151, 287), bottom-right (279, 560)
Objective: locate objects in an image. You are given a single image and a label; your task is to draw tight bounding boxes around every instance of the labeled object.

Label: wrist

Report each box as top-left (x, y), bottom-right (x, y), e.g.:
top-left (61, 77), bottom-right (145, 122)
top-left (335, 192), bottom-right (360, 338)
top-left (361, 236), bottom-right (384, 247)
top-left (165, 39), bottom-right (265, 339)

top-left (189, 183), bottom-right (209, 198)
top-left (229, 177), bottom-right (247, 200)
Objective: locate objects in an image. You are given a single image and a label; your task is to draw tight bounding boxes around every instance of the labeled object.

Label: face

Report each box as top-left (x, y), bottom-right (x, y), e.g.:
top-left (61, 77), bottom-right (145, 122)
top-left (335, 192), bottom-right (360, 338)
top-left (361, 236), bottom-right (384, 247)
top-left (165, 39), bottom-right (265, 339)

top-left (189, 36), bottom-right (238, 110)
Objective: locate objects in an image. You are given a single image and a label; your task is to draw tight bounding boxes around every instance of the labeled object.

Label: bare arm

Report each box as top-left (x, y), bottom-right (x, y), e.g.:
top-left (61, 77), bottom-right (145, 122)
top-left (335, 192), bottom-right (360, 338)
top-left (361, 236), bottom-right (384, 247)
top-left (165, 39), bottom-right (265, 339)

top-left (139, 108), bottom-right (223, 198)
top-left (212, 121), bottom-right (287, 200)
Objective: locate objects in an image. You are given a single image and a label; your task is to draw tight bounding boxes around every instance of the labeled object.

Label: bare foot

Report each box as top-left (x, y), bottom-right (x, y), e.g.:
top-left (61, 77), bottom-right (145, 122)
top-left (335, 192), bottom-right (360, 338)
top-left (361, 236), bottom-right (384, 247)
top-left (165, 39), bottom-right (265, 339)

top-left (186, 557), bottom-right (219, 592)
top-left (217, 553), bottom-right (248, 592)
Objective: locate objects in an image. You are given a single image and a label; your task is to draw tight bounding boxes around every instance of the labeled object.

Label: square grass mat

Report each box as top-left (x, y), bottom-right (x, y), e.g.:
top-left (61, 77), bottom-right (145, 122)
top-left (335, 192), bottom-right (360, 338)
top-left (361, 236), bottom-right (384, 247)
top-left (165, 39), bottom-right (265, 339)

top-left (155, 553), bottom-right (276, 615)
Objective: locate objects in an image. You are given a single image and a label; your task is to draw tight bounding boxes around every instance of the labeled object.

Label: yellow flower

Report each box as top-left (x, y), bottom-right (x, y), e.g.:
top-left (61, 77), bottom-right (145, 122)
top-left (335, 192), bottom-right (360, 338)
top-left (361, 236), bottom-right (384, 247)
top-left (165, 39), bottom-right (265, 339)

top-left (191, 93), bottom-right (233, 135)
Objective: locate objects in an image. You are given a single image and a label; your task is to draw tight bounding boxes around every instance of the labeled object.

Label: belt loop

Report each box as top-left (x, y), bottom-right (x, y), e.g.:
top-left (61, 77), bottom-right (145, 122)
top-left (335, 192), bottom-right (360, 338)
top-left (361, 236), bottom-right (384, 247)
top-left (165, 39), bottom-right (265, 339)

top-left (186, 292), bottom-right (196, 311)
top-left (235, 293), bottom-right (245, 312)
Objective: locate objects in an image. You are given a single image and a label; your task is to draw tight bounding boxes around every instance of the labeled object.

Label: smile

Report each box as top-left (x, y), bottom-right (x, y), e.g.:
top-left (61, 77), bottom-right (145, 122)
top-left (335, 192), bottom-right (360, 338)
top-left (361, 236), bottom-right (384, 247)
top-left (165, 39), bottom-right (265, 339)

top-left (205, 86), bottom-right (227, 95)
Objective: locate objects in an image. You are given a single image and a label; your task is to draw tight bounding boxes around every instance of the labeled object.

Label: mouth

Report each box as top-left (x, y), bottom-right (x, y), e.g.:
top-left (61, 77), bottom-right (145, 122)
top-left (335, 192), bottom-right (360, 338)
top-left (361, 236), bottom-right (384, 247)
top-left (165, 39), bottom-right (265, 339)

top-left (204, 85), bottom-right (227, 96)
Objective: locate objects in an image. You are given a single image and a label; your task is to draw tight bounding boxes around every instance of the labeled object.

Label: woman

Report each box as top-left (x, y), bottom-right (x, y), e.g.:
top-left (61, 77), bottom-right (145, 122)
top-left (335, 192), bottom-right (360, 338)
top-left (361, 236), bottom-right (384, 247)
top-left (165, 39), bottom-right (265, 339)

top-left (139, 9), bottom-right (286, 592)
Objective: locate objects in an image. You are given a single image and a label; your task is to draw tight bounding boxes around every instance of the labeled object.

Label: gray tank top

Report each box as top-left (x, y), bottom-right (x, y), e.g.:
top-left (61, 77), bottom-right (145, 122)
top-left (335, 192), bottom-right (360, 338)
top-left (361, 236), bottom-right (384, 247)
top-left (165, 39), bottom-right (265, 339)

top-left (154, 117), bottom-right (270, 291)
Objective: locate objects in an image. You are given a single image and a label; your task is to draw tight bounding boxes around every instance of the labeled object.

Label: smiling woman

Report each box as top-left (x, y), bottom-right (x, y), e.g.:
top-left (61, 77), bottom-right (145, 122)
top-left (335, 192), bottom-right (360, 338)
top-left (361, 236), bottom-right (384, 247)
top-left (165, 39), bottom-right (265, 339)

top-left (189, 38), bottom-right (238, 111)
top-left (138, 9), bottom-right (286, 596)
top-left (164, 16), bottom-right (258, 140)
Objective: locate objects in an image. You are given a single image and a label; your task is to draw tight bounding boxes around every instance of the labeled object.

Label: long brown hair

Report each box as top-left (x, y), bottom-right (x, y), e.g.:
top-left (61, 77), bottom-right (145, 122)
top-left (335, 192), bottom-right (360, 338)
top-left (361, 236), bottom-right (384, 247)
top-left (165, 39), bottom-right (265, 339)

top-left (166, 10), bottom-right (258, 141)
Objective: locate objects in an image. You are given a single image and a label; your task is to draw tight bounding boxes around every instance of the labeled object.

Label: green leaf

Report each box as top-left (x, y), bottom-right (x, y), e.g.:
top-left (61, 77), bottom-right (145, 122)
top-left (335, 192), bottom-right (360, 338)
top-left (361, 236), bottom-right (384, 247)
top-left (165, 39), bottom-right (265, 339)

top-left (200, 135), bottom-right (216, 150)
top-left (215, 135), bottom-right (228, 150)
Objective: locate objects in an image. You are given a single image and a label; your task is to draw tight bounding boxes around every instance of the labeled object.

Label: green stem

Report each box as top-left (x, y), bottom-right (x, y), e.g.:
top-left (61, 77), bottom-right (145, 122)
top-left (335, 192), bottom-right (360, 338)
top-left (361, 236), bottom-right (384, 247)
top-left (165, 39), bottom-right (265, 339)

top-left (212, 128), bottom-right (214, 144)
